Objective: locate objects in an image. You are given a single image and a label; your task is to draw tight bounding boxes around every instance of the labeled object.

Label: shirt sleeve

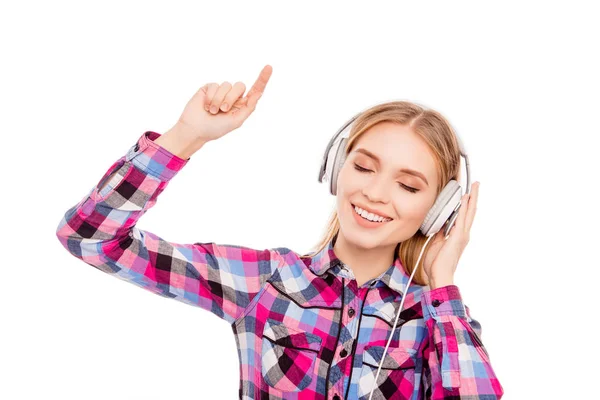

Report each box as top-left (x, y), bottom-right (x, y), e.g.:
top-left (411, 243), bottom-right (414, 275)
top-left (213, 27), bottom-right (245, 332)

top-left (55, 130), bottom-right (284, 325)
top-left (420, 284), bottom-right (504, 398)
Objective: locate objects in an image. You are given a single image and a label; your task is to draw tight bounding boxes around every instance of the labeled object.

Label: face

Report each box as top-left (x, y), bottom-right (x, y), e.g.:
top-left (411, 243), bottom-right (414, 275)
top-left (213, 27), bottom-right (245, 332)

top-left (335, 122), bottom-right (439, 250)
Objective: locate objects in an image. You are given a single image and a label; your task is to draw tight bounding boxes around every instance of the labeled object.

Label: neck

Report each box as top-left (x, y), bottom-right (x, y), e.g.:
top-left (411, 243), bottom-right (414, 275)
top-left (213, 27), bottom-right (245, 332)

top-left (333, 232), bottom-right (397, 287)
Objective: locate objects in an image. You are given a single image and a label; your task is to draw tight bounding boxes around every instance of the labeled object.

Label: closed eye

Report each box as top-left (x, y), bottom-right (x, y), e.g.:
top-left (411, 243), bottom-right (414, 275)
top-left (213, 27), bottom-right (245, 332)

top-left (353, 163), bottom-right (420, 193)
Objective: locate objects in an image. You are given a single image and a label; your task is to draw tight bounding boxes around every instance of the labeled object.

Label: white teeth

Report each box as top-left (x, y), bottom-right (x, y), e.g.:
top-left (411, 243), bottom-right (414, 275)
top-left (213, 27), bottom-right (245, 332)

top-left (353, 205), bottom-right (392, 222)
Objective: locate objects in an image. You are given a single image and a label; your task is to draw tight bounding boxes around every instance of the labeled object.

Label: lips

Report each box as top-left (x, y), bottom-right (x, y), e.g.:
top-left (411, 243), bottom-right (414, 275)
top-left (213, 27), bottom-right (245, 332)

top-left (351, 203), bottom-right (393, 220)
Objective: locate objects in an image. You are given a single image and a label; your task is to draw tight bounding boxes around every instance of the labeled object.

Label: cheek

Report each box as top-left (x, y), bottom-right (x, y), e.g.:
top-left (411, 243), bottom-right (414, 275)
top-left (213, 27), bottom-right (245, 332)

top-left (336, 166), bottom-right (358, 195)
top-left (391, 198), bottom-right (431, 222)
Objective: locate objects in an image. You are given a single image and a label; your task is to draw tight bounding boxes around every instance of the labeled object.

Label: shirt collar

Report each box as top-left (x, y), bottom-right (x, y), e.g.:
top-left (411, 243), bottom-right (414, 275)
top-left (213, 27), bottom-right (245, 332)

top-left (306, 232), bottom-right (412, 296)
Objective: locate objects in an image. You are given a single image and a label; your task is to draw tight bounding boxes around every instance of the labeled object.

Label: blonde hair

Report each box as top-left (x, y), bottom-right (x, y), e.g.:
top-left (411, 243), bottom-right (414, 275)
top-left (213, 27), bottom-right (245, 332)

top-left (301, 101), bottom-right (462, 286)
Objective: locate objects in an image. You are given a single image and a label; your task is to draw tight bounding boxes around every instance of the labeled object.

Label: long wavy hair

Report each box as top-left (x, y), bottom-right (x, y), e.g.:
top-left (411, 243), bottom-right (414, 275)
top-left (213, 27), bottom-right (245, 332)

top-left (301, 100), bottom-right (463, 286)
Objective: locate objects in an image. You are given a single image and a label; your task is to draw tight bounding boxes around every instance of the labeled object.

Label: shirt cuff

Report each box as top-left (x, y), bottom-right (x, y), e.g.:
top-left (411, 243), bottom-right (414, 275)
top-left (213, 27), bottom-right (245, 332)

top-left (421, 284), bottom-right (467, 321)
top-left (125, 131), bottom-right (189, 181)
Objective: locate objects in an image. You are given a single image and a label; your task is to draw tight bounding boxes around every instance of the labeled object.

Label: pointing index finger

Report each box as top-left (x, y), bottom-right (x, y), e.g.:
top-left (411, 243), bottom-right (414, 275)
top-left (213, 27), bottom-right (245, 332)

top-left (246, 65), bottom-right (273, 99)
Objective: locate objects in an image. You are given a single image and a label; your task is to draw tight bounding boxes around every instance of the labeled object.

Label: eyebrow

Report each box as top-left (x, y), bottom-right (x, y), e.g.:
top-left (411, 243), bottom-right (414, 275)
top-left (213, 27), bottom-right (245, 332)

top-left (353, 147), bottom-right (429, 186)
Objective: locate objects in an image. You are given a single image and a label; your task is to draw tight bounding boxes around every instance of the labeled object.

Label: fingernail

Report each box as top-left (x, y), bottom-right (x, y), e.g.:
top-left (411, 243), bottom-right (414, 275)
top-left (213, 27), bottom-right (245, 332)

top-left (210, 105), bottom-right (217, 114)
top-left (221, 103), bottom-right (228, 111)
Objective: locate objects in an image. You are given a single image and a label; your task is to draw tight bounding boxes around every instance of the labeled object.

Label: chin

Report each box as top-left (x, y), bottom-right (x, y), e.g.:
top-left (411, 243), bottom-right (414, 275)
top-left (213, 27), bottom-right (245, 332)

top-left (343, 219), bottom-right (392, 249)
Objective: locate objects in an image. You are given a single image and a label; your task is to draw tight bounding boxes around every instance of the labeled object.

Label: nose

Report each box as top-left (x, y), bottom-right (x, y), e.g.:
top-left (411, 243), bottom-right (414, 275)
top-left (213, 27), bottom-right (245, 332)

top-left (361, 174), bottom-right (390, 203)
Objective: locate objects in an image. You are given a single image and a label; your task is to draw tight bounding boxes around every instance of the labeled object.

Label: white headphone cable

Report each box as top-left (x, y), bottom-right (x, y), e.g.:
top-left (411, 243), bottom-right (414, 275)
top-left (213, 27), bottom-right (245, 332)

top-left (368, 232), bottom-right (436, 400)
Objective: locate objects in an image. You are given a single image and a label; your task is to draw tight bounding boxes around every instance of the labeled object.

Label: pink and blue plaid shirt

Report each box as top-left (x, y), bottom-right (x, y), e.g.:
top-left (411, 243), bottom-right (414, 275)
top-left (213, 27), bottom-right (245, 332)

top-left (56, 131), bottom-right (504, 399)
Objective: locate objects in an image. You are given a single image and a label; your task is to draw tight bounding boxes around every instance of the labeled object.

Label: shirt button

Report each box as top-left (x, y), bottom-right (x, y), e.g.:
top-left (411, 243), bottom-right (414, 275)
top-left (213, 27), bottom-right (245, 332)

top-left (333, 395), bottom-right (341, 400)
top-left (348, 308), bottom-right (355, 317)
top-left (340, 349), bottom-right (348, 357)
top-left (432, 299), bottom-right (443, 307)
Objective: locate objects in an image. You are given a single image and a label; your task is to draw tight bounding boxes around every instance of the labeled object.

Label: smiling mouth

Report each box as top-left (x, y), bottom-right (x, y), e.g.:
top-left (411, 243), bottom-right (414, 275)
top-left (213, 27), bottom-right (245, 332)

top-left (351, 202), bottom-right (393, 222)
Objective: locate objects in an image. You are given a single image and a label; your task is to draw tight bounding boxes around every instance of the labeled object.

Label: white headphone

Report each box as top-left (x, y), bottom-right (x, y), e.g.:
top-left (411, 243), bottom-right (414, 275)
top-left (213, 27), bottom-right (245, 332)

top-left (317, 102), bottom-right (471, 399)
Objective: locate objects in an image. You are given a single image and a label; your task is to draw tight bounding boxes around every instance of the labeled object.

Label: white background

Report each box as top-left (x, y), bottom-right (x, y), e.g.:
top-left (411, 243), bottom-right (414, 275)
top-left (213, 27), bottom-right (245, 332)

top-left (1, 1), bottom-right (598, 399)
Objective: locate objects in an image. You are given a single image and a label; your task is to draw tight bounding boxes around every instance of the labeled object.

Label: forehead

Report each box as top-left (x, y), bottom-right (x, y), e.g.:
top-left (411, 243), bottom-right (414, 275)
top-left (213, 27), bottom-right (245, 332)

top-left (351, 122), bottom-right (437, 179)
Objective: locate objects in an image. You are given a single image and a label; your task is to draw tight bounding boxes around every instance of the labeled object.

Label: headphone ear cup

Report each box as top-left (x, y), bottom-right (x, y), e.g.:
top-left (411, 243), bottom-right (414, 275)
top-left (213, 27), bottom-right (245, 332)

top-left (420, 180), bottom-right (462, 237)
top-left (329, 137), bottom-right (348, 195)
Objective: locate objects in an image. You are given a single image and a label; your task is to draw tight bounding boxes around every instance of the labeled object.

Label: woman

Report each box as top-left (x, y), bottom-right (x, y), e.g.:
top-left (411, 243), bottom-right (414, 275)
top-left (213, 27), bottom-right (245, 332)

top-left (56, 65), bottom-right (504, 399)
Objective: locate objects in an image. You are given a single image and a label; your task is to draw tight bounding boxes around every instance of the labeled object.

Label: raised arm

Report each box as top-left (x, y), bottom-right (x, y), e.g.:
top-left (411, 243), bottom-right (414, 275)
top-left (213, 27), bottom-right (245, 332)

top-left (56, 65), bottom-right (277, 324)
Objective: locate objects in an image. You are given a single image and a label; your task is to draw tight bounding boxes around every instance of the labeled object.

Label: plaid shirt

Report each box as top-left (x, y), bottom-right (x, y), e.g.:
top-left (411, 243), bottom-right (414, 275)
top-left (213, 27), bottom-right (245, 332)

top-left (56, 131), bottom-right (504, 399)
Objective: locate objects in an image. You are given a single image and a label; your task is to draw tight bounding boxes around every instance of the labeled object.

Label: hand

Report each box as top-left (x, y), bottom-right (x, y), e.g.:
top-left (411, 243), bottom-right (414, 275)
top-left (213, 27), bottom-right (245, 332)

top-left (421, 182), bottom-right (480, 289)
top-left (174, 64), bottom-right (273, 142)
